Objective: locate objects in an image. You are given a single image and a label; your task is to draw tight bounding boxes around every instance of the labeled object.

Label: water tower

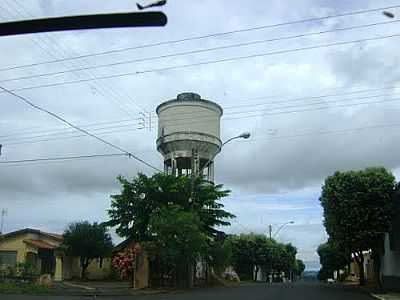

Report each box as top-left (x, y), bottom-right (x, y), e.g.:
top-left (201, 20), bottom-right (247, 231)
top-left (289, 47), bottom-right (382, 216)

top-left (156, 92), bottom-right (223, 181)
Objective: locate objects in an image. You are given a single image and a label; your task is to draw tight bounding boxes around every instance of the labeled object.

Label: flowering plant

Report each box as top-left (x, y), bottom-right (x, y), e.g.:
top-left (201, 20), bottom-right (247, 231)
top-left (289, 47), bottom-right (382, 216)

top-left (112, 247), bottom-right (138, 279)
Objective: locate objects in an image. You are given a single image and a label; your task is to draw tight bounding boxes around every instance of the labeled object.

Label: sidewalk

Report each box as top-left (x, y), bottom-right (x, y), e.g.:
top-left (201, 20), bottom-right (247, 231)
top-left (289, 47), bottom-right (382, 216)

top-left (372, 293), bottom-right (400, 300)
top-left (53, 281), bottom-right (173, 296)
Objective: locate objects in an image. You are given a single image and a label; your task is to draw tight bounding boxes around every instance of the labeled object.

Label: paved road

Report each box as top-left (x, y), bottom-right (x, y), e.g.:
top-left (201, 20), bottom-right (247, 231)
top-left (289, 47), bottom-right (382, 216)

top-left (1, 282), bottom-right (375, 300)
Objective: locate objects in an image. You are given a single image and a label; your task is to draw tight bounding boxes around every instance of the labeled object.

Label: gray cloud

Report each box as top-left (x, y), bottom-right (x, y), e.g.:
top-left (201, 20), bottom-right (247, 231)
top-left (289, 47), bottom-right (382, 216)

top-left (1, 0), bottom-right (400, 267)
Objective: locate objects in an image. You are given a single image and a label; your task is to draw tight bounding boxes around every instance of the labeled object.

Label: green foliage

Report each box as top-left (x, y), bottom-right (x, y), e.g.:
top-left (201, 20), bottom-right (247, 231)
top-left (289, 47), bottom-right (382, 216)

top-left (320, 167), bottom-right (395, 251)
top-left (317, 267), bottom-right (333, 281)
top-left (208, 238), bottom-right (232, 275)
top-left (0, 282), bottom-right (51, 295)
top-left (320, 167), bottom-right (396, 285)
top-left (150, 205), bottom-right (208, 263)
top-left (62, 221), bottom-right (113, 279)
top-left (106, 173), bottom-right (234, 241)
top-left (294, 259), bottom-right (306, 276)
top-left (317, 241), bottom-right (350, 281)
top-left (228, 234), bottom-right (298, 281)
top-left (16, 262), bottom-right (38, 278)
top-left (106, 173), bottom-right (234, 287)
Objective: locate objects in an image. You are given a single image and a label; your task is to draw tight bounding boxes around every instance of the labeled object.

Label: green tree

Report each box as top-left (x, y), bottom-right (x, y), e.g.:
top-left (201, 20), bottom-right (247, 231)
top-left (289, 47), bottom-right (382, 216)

top-left (106, 173), bottom-right (234, 287)
top-left (317, 241), bottom-right (350, 281)
top-left (294, 259), bottom-right (306, 277)
top-left (228, 234), bottom-right (293, 281)
top-left (62, 221), bottom-right (113, 279)
top-left (208, 237), bottom-right (232, 276)
top-left (149, 206), bottom-right (207, 287)
top-left (320, 167), bottom-right (396, 287)
top-left (106, 173), bottom-right (233, 241)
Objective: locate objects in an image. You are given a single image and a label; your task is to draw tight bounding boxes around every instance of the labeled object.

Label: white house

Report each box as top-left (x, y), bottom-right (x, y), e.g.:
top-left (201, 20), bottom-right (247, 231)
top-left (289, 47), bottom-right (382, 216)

top-left (380, 200), bottom-right (400, 291)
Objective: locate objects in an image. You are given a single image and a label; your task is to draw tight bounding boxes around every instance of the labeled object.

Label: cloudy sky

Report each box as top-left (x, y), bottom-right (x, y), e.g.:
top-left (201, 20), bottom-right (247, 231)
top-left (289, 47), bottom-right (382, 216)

top-left (1, 0), bottom-right (400, 270)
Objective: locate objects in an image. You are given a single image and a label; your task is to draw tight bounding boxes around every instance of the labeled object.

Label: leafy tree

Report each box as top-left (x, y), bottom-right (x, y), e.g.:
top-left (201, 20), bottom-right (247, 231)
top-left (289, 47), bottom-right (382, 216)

top-left (317, 241), bottom-right (350, 281)
top-left (294, 259), bottom-right (306, 277)
top-left (106, 173), bottom-right (234, 287)
top-left (271, 243), bottom-right (297, 277)
top-left (106, 173), bottom-right (233, 241)
top-left (149, 206), bottom-right (208, 287)
top-left (62, 221), bottom-right (113, 279)
top-left (228, 234), bottom-right (256, 280)
top-left (228, 234), bottom-right (297, 281)
top-left (320, 167), bottom-right (396, 287)
top-left (208, 237), bottom-right (232, 276)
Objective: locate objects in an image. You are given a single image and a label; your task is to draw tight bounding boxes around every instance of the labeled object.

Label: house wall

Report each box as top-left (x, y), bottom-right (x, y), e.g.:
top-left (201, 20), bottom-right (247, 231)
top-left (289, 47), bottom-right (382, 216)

top-left (0, 231), bottom-right (111, 281)
top-left (0, 232), bottom-right (62, 262)
top-left (85, 257), bottom-right (112, 280)
top-left (0, 233), bottom-right (30, 264)
top-left (62, 257), bottom-right (112, 280)
top-left (381, 234), bottom-right (400, 291)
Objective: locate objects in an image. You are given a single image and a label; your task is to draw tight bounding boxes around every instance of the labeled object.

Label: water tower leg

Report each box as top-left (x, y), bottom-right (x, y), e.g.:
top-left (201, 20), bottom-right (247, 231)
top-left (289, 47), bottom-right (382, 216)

top-left (171, 158), bottom-right (177, 177)
top-left (191, 149), bottom-right (199, 176)
top-left (207, 161), bottom-right (214, 182)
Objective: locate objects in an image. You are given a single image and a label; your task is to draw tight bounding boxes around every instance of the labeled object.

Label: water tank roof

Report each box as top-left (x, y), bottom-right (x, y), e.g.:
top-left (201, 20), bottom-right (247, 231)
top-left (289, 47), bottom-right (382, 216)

top-left (177, 92), bottom-right (201, 101)
top-left (156, 92), bottom-right (223, 115)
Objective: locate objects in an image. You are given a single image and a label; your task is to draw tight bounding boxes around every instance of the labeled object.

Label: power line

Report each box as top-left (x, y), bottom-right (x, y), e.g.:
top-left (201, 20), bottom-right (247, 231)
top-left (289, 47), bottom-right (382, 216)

top-left (0, 1), bottom-right (141, 118)
top-left (12, 0), bottom-right (146, 116)
top-left (0, 153), bottom-right (127, 165)
top-left (2, 84), bottom-right (396, 142)
top-left (145, 91), bottom-right (400, 127)
top-left (2, 32), bottom-right (398, 94)
top-left (249, 122), bottom-right (400, 142)
top-left (4, 92), bottom-right (400, 149)
top-left (2, 19), bottom-right (399, 84)
top-left (0, 117), bottom-right (141, 139)
top-left (0, 121), bottom-right (142, 143)
top-left (144, 86), bottom-right (400, 123)
top-left (1, 4), bottom-right (399, 72)
top-left (3, 87), bottom-right (398, 146)
top-left (3, 88), bottom-right (400, 147)
top-left (0, 84), bottom-right (161, 171)
top-left (226, 96), bottom-right (400, 121)
top-left (3, 122), bottom-right (400, 167)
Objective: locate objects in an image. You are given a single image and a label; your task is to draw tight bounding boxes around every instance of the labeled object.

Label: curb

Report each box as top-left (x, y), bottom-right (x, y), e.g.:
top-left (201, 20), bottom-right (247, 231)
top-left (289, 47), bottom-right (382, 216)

top-left (371, 293), bottom-right (387, 300)
top-left (43, 288), bottom-right (175, 297)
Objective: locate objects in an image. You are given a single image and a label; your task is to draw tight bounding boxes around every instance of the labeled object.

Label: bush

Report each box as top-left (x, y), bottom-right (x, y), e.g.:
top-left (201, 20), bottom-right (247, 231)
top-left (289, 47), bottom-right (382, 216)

top-left (0, 282), bottom-right (50, 294)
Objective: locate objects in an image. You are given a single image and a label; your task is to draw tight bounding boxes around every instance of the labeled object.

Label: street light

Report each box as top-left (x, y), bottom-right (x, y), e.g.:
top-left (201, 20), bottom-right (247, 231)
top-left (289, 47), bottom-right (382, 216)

top-left (268, 221), bottom-right (295, 239)
top-left (267, 221), bottom-right (294, 283)
top-left (201, 132), bottom-right (251, 174)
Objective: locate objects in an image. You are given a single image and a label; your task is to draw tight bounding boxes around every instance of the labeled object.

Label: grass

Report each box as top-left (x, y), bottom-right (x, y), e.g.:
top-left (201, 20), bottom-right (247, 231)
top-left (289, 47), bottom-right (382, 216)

top-left (0, 282), bottom-right (51, 294)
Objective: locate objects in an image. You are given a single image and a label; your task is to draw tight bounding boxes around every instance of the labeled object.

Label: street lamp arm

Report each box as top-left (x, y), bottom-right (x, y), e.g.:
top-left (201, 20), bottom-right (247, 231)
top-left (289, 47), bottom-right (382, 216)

top-left (200, 132), bottom-right (251, 174)
top-left (272, 221), bottom-right (294, 239)
top-left (222, 132), bottom-right (251, 146)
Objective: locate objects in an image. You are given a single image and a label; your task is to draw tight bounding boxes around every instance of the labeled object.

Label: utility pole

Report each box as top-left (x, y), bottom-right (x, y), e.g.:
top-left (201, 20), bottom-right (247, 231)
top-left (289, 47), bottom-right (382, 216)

top-left (269, 224), bottom-right (272, 239)
top-left (0, 209), bottom-right (7, 234)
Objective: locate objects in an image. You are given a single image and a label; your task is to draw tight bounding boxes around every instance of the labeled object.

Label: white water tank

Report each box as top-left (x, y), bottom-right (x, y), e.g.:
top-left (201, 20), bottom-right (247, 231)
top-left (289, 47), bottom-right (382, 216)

top-left (156, 92), bottom-right (223, 181)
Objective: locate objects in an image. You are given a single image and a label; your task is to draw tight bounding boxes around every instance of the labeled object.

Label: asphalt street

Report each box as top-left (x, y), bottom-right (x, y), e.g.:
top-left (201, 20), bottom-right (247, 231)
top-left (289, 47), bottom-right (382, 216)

top-left (1, 282), bottom-right (375, 300)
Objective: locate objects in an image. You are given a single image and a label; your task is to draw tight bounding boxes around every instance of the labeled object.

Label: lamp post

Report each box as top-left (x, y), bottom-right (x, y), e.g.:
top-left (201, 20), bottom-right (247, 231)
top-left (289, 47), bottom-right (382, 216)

top-left (272, 221), bottom-right (295, 239)
top-left (200, 132), bottom-right (251, 176)
top-left (189, 132), bottom-right (250, 201)
top-left (268, 221), bottom-right (294, 283)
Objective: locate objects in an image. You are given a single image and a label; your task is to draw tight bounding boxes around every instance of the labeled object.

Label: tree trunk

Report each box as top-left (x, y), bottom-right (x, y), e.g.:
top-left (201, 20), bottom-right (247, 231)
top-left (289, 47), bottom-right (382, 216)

top-left (372, 248), bottom-right (384, 293)
top-left (355, 253), bottom-right (365, 286)
top-left (254, 266), bottom-right (259, 282)
top-left (80, 257), bottom-right (90, 280)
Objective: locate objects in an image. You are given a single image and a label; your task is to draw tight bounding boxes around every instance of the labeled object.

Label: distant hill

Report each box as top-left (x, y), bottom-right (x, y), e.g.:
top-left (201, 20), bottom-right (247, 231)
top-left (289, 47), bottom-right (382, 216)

top-left (304, 260), bottom-right (320, 271)
top-left (302, 270), bottom-right (319, 281)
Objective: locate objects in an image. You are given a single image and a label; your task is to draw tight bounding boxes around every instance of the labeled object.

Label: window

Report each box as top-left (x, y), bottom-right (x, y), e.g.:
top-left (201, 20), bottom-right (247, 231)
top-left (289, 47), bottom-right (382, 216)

top-left (0, 251), bottom-right (17, 267)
